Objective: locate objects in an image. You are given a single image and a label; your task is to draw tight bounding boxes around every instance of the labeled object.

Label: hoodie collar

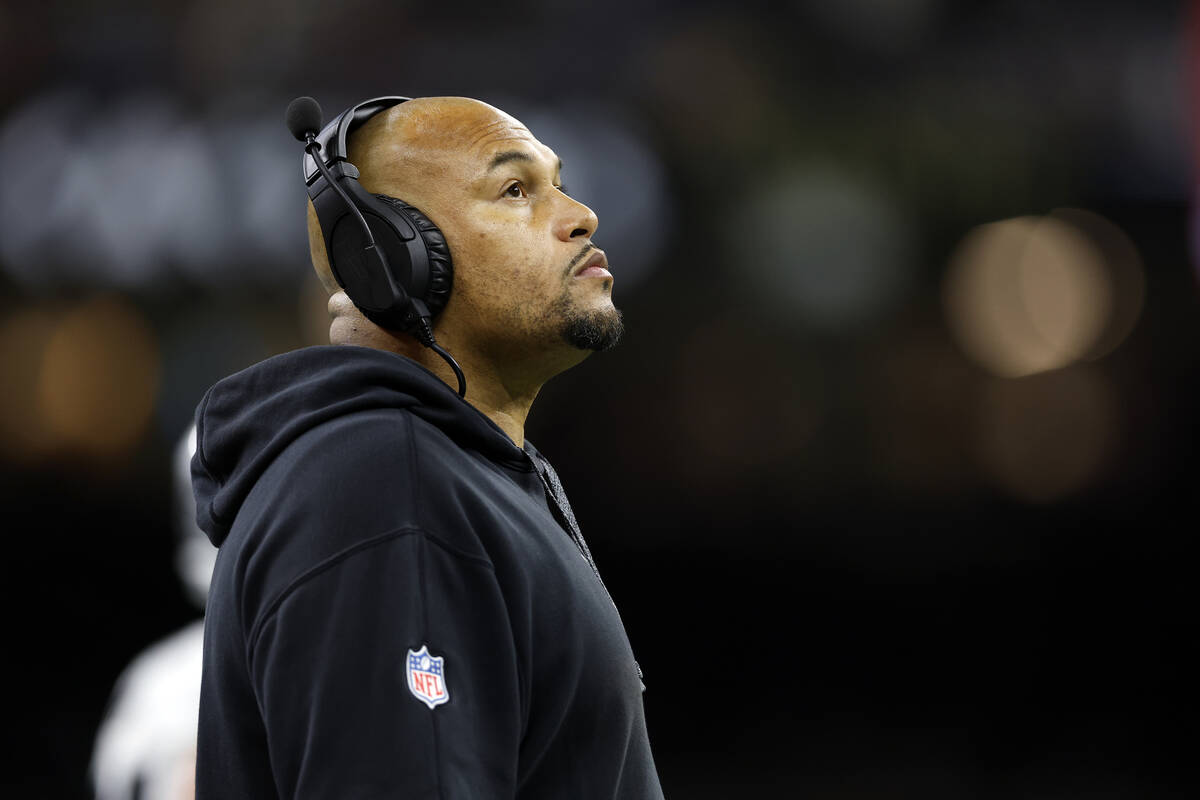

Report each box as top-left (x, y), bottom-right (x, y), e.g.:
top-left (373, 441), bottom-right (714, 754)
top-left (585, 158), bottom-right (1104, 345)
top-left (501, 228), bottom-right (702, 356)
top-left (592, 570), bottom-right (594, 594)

top-left (192, 345), bottom-right (532, 546)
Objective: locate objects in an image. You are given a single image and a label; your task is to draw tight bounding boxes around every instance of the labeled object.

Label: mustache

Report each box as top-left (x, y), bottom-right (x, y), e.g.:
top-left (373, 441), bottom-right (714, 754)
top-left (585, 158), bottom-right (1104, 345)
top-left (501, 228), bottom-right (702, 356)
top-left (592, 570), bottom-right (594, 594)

top-left (565, 243), bottom-right (597, 276)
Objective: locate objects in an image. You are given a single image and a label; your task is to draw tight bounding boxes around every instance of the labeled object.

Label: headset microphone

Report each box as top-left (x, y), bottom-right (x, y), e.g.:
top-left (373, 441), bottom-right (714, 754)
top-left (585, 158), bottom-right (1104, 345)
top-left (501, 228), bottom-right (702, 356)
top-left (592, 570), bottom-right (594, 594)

top-left (284, 95), bottom-right (322, 141)
top-left (286, 95), bottom-right (466, 397)
top-left (286, 97), bottom-right (392, 305)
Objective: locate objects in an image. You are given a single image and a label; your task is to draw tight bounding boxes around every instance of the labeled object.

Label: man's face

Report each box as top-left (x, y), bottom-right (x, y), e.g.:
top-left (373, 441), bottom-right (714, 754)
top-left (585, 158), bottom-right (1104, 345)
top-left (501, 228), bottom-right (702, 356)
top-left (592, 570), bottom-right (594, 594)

top-left (361, 99), bottom-right (622, 364)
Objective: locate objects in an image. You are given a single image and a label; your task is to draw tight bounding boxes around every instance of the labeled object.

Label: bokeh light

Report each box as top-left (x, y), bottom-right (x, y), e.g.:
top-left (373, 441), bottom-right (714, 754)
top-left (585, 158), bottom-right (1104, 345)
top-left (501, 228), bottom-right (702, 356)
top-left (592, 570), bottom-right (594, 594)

top-left (36, 295), bottom-right (160, 461)
top-left (732, 161), bottom-right (913, 334)
top-left (942, 213), bottom-right (1137, 378)
top-left (1048, 208), bottom-right (1146, 360)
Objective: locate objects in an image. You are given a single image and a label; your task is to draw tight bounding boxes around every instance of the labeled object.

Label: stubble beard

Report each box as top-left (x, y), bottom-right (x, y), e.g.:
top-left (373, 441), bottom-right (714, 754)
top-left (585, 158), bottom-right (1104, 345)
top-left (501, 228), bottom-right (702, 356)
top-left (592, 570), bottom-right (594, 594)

top-left (549, 285), bottom-right (624, 352)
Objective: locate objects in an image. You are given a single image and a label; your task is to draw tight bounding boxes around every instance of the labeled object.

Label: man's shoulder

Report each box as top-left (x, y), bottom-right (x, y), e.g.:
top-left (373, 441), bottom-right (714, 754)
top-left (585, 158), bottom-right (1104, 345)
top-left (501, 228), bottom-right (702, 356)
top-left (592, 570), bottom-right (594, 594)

top-left (219, 406), bottom-right (498, 609)
top-left (245, 404), bottom-right (513, 539)
top-left (273, 404), bottom-right (490, 488)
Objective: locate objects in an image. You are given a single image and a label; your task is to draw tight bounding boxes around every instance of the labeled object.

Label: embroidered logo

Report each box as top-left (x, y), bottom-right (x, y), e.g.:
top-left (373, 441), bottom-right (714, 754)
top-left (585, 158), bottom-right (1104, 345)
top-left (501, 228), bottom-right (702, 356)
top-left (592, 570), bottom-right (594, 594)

top-left (406, 645), bottom-right (449, 709)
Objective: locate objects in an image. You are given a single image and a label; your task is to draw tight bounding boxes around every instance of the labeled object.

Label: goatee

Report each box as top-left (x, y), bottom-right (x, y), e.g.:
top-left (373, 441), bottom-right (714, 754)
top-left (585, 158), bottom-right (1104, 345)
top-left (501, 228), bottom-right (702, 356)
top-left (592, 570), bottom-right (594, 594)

top-left (562, 306), bottom-right (624, 352)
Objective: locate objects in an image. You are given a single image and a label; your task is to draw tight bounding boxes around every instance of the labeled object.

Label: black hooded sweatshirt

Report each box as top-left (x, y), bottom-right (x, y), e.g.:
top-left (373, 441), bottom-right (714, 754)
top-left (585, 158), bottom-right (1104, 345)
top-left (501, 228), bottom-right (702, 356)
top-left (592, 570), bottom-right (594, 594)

top-left (191, 345), bottom-right (664, 799)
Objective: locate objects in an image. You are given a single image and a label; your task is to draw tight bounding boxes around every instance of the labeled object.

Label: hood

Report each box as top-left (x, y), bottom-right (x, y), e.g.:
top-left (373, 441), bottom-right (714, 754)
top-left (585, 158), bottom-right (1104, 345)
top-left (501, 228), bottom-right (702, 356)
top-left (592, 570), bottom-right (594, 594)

top-left (191, 345), bottom-right (528, 547)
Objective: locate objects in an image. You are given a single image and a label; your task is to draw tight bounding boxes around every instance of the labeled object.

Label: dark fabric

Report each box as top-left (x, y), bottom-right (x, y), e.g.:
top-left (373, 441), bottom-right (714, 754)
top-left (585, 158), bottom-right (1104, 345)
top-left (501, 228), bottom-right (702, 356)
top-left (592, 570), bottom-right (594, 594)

top-left (526, 449), bottom-right (644, 683)
top-left (191, 345), bottom-right (664, 800)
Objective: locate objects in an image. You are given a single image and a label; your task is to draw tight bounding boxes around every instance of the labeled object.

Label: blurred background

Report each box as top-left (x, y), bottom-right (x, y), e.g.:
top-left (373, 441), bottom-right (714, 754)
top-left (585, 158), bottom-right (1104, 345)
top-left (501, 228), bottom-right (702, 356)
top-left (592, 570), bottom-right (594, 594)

top-left (1, 0), bottom-right (1195, 797)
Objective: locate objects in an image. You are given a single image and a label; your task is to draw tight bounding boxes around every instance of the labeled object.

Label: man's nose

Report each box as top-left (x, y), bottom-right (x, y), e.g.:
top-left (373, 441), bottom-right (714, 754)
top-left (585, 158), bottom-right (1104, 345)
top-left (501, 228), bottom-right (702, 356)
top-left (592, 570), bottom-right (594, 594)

top-left (555, 196), bottom-right (599, 241)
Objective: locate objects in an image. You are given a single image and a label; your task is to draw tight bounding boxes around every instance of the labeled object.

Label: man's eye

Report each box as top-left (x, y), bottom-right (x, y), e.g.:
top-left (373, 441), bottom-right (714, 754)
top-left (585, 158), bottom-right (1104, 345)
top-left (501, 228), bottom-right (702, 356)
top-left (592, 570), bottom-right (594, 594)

top-left (504, 182), bottom-right (525, 198)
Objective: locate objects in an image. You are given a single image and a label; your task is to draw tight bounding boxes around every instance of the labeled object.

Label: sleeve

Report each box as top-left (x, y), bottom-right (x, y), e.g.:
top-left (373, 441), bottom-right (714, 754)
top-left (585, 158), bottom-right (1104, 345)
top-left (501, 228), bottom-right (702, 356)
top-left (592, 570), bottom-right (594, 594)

top-left (247, 527), bottom-right (523, 799)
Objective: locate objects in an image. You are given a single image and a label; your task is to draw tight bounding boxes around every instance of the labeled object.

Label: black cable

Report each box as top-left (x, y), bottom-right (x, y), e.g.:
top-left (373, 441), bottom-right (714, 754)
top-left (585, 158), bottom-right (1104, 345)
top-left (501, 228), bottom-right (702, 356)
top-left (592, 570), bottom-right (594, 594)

top-left (303, 134), bottom-right (389, 269)
top-left (417, 317), bottom-right (467, 398)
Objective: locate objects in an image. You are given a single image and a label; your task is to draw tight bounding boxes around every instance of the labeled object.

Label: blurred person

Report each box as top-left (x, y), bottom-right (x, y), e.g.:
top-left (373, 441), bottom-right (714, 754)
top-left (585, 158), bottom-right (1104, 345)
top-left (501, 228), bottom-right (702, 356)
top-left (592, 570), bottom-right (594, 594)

top-left (90, 424), bottom-right (216, 800)
top-left (190, 96), bottom-right (663, 798)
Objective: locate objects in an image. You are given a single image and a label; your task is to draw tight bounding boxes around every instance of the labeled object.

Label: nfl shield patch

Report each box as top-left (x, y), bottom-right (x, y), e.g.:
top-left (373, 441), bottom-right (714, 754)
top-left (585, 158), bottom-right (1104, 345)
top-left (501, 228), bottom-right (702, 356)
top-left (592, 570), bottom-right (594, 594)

top-left (406, 645), bottom-right (450, 709)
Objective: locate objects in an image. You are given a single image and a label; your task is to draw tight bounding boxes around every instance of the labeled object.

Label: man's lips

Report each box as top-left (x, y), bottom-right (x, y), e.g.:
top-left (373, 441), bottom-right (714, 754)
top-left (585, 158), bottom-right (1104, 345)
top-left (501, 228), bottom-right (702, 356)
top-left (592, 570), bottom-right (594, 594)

top-left (573, 249), bottom-right (612, 279)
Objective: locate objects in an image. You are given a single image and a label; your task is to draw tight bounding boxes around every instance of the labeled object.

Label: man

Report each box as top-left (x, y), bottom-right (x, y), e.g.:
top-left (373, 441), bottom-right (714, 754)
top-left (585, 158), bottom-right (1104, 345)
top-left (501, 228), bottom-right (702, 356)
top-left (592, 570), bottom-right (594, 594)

top-left (191, 96), bottom-right (664, 798)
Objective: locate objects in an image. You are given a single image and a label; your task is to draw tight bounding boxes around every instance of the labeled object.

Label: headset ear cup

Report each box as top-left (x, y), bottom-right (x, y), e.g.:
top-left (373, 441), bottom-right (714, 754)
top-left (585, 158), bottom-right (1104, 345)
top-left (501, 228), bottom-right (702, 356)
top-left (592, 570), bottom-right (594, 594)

top-left (373, 195), bottom-right (453, 319)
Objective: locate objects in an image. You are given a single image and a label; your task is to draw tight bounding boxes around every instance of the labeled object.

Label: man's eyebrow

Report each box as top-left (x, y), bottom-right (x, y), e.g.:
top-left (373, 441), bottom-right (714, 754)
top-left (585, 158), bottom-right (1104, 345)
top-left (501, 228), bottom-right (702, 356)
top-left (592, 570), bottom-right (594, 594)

top-left (486, 150), bottom-right (565, 175)
top-left (487, 151), bottom-right (533, 171)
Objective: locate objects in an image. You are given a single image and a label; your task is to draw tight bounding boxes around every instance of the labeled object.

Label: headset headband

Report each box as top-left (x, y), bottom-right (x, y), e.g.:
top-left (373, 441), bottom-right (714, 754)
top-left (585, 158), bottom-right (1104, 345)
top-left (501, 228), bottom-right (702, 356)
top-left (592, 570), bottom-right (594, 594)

top-left (301, 96), bottom-right (412, 188)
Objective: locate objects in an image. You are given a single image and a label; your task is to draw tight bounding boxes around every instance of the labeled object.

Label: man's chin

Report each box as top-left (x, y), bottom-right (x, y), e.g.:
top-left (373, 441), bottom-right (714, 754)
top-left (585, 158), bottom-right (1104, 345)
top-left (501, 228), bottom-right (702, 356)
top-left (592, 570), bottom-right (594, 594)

top-left (561, 306), bottom-right (624, 352)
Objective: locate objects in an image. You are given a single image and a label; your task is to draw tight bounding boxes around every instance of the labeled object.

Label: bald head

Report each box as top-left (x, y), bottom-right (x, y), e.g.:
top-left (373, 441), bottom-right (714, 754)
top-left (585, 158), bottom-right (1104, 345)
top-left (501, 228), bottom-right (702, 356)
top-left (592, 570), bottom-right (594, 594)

top-left (308, 97), bottom-right (533, 293)
top-left (349, 97), bottom-right (527, 199)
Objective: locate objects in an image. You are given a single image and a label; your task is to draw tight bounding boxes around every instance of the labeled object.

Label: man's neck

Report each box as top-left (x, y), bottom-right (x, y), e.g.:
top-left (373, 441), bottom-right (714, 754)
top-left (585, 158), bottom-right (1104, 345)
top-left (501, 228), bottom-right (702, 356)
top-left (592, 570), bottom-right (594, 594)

top-left (417, 340), bottom-right (540, 447)
top-left (327, 293), bottom-right (543, 447)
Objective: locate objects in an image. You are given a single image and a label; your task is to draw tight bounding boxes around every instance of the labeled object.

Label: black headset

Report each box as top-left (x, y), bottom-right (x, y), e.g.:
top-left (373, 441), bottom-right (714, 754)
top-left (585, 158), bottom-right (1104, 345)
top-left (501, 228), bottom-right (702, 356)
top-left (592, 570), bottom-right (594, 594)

top-left (287, 95), bottom-right (465, 395)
